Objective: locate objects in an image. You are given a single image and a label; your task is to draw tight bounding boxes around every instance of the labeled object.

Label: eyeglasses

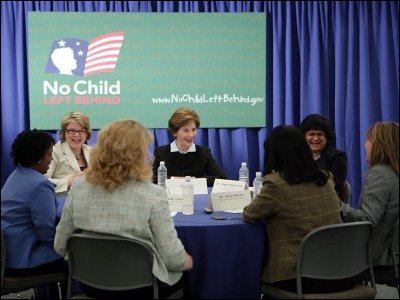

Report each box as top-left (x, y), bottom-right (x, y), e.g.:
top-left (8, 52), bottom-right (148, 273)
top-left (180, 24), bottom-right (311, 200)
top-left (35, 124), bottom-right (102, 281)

top-left (66, 129), bottom-right (87, 135)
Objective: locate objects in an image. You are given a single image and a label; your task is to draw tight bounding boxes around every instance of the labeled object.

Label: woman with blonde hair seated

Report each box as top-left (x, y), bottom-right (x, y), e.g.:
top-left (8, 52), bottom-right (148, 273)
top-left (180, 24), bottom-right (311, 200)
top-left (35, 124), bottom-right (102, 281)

top-left (45, 111), bottom-right (92, 194)
top-left (55, 119), bottom-right (193, 298)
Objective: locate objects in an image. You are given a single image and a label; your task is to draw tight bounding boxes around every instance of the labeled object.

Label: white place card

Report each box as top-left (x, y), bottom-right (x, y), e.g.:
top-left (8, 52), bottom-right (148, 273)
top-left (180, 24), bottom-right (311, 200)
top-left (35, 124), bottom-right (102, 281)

top-left (211, 179), bottom-right (246, 193)
top-left (166, 194), bottom-right (183, 213)
top-left (166, 178), bottom-right (208, 195)
top-left (210, 190), bottom-right (251, 212)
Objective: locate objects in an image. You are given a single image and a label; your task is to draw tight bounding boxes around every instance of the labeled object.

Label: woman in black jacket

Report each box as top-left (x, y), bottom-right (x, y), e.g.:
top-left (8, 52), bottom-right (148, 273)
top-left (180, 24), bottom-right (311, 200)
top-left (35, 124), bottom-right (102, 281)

top-left (299, 114), bottom-right (349, 202)
top-left (152, 107), bottom-right (226, 187)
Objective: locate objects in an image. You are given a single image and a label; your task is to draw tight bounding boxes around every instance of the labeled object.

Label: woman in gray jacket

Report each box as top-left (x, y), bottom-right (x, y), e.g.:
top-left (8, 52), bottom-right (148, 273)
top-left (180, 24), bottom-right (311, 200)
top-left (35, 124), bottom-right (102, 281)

top-left (55, 119), bottom-right (193, 298)
top-left (341, 122), bottom-right (399, 265)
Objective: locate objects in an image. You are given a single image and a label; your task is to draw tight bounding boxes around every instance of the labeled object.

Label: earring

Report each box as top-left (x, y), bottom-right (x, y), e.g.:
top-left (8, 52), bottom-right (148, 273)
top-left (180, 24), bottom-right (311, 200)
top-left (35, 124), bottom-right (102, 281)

top-left (37, 161), bottom-right (41, 164)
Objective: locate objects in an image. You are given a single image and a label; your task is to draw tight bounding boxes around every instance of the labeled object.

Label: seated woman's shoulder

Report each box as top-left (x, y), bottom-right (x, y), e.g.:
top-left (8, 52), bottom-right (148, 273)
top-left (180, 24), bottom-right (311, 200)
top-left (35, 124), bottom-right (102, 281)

top-left (155, 144), bottom-right (170, 153)
top-left (264, 172), bottom-right (283, 183)
top-left (83, 143), bottom-right (93, 150)
top-left (133, 180), bottom-right (167, 194)
top-left (196, 144), bottom-right (211, 153)
top-left (370, 164), bottom-right (398, 180)
top-left (324, 145), bottom-right (347, 158)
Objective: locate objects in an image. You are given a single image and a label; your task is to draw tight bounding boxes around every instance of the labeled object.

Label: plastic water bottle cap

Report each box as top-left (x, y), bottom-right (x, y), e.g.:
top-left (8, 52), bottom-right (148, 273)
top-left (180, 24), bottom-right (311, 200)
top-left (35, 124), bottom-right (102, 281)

top-left (241, 162), bottom-right (246, 167)
top-left (185, 176), bottom-right (191, 181)
top-left (160, 161), bottom-right (165, 166)
top-left (256, 172), bottom-right (261, 177)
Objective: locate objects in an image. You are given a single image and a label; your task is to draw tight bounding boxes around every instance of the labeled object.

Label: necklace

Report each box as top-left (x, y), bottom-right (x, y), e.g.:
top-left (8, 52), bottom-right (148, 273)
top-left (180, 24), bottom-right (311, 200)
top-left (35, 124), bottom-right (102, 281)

top-left (75, 153), bottom-right (81, 160)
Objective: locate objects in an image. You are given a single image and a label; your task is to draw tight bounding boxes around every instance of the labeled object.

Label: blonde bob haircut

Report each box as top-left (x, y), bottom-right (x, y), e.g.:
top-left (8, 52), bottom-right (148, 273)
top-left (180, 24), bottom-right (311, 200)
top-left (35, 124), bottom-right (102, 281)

top-left (59, 111), bottom-right (92, 142)
top-left (85, 119), bottom-right (153, 191)
top-left (367, 121), bottom-right (399, 176)
top-left (168, 107), bottom-right (200, 136)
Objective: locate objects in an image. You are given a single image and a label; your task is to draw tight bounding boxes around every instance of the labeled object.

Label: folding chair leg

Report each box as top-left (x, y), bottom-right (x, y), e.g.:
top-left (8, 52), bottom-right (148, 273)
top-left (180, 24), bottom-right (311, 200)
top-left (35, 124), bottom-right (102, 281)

top-left (57, 282), bottom-right (62, 299)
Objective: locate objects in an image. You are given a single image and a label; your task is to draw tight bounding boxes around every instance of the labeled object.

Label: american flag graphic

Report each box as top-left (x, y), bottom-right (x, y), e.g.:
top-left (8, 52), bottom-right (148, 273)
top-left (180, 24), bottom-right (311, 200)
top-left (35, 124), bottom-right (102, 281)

top-left (45, 32), bottom-right (125, 77)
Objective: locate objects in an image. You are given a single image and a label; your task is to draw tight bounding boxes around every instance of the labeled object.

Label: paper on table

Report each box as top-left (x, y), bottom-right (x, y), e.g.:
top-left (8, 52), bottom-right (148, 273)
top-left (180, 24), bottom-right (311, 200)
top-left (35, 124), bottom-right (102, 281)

top-left (211, 190), bottom-right (251, 212)
top-left (166, 178), bottom-right (208, 195)
top-left (167, 194), bottom-right (183, 212)
top-left (170, 211), bottom-right (177, 217)
top-left (225, 209), bottom-right (243, 213)
top-left (212, 179), bottom-right (246, 193)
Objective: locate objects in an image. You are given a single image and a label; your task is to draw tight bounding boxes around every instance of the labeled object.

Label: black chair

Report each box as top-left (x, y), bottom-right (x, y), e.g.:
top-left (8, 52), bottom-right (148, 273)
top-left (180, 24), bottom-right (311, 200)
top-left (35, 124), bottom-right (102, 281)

top-left (373, 218), bottom-right (399, 297)
top-left (261, 221), bottom-right (376, 299)
top-left (341, 180), bottom-right (351, 203)
top-left (67, 233), bottom-right (178, 299)
top-left (1, 231), bottom-right (67, 298)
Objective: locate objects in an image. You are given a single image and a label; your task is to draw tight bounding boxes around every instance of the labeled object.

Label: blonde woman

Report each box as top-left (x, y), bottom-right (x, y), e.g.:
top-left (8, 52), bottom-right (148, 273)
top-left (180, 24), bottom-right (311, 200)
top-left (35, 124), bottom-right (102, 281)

top-left (341, 122), bottom-right (399, 265)
top-left (55, 119), bottom-right (193, 298)
top-left (45, 112), bottom-right (92, 194)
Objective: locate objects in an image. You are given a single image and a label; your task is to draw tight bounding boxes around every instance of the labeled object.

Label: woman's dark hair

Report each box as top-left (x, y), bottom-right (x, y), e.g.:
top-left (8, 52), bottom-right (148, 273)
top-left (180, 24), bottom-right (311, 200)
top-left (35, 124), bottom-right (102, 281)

top-left (263, 125), bottom-right (328, 185)
top-left (11, 129), bottom-right (55, 167)
top-left (299, 114), bottom-right (336, 146)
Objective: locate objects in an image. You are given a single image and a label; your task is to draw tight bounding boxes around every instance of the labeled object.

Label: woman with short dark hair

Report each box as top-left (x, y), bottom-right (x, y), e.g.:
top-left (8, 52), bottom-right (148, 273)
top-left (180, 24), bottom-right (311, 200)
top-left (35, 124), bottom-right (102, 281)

top-left (1, 129), bottom-right (67, 297)
top-left (299, 114), bottom-right (349, 202)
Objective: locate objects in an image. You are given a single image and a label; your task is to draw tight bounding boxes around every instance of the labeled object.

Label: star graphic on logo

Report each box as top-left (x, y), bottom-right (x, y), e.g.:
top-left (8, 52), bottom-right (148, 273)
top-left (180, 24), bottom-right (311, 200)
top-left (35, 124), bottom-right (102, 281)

top-left (58, 40), bottom-right (66, 47)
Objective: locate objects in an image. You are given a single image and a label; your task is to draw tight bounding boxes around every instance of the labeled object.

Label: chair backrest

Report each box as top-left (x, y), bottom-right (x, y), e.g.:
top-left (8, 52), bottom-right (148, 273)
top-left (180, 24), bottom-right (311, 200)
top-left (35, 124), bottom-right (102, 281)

top-left (1, 231), bottom-right (6, 290)
top-left (66, 233), bottom-right (158, 298)
top-left (392, 219), bottom-right (399, 280)
top-left (296, 221), bottom-right (375, 298)
top-left (341, 180), bottom-right (351, 203)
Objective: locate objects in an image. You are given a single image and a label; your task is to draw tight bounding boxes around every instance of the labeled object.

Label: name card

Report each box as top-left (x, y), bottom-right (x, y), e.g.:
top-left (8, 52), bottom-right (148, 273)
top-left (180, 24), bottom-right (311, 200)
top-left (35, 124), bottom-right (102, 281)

top-left (167, 194), bottom-right (183, 213)
top-left (166, 178), bottom-right (208, 195)
top-left (212, 179), bottom-right (246, 193)
top-left (210, 190), bottom-right (251, 212)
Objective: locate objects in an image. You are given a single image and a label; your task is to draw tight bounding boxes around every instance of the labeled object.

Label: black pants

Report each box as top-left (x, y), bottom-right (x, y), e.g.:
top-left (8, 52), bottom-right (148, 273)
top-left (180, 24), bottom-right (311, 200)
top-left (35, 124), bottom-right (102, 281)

top-left (5, 258), bottom-right (68, 299)
top-left (81, 277), bottom-right (183, 299)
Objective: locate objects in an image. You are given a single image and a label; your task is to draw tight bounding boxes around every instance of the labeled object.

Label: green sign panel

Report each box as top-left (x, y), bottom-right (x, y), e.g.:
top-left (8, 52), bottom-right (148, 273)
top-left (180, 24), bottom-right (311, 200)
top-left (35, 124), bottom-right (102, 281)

top-left (28, 13), bottom-right (266, 129)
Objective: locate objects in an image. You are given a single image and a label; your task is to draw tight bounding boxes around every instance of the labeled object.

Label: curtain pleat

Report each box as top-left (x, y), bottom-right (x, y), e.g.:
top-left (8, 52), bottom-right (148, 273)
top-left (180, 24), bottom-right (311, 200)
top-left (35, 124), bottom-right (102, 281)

top-left (1, 1), bottom-right (398, 207)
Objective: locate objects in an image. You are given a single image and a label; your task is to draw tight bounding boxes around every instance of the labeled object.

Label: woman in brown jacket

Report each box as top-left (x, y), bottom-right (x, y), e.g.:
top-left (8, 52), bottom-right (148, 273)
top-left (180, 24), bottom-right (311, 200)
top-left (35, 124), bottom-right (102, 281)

top-left (243, 125), bottom-right (352, 293)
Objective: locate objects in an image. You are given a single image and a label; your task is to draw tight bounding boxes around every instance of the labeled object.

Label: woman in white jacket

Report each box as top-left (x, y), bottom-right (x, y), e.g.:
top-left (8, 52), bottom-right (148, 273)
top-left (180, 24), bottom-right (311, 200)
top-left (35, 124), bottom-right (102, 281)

top-left (45, 111), bottom-right (92, 194)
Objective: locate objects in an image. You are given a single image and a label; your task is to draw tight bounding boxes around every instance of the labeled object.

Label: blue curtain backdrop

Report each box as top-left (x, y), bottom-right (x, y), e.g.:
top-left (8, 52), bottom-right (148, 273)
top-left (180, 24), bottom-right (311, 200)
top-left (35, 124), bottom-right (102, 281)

top-left (1, 1), bottom-right (399, 207)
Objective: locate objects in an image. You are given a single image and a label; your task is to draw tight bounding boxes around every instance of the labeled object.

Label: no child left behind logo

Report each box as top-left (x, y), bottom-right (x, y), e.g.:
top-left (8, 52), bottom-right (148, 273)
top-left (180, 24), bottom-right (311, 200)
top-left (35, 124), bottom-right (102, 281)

top-left (43, 32), bottom-right (124, 105)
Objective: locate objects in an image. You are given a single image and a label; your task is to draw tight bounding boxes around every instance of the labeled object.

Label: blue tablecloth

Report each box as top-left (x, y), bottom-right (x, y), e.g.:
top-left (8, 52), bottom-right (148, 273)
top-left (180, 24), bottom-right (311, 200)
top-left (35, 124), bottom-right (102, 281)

top-left (175, 195), bottom-right (266, 299)
top-left (57, 192), bottom-right (266, 299)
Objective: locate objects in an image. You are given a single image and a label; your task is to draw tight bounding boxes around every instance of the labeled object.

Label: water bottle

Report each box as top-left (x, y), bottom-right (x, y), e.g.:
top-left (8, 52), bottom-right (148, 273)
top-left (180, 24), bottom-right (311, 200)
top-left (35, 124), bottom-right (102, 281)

top-left (252, 172), bottom-right (263, 198)
top-left (182, 176), bottom-right (194, 215)
top-left (239, 162), bottom-right (249, 188)
top-left (157, 161), bottom-right (167, 188)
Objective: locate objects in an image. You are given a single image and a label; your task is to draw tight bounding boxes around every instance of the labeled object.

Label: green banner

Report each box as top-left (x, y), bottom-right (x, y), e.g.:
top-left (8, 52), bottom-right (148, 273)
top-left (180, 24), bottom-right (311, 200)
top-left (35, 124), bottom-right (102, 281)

top-left (28, 12), bottom-right (266, 129)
